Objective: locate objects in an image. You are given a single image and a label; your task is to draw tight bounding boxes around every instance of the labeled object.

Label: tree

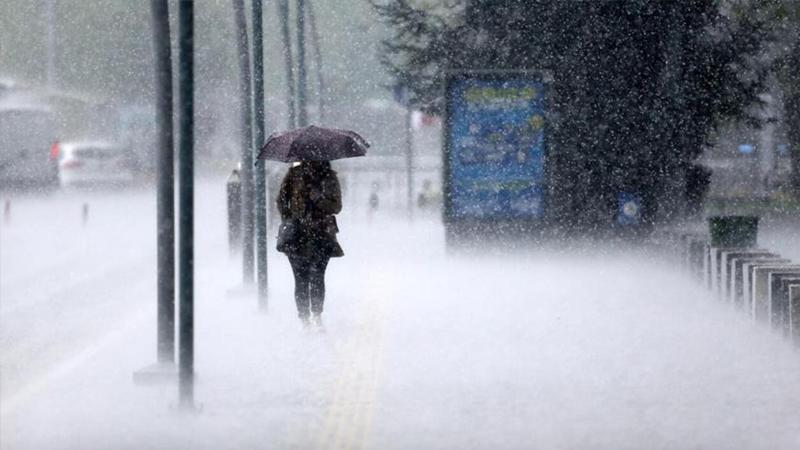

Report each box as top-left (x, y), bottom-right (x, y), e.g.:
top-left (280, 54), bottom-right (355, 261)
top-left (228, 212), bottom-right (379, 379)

top-left (374, 0), bottom-right (770, 228)
top-left (727, 0), bottom-right (800, 198)
top-left (786, 40), bottom-right (800, 197)
top-left (765, 2), bottom-right (800, 197)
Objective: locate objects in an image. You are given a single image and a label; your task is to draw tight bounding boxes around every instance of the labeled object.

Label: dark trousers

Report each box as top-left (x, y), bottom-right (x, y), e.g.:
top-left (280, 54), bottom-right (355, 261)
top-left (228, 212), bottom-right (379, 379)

top-left (288, 255), bottom-right (330, 318)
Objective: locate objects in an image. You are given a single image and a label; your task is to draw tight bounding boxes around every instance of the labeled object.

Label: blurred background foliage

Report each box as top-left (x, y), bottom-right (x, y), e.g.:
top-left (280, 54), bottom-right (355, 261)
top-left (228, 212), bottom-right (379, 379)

top-left (0, 0), bottom-right (390, 110)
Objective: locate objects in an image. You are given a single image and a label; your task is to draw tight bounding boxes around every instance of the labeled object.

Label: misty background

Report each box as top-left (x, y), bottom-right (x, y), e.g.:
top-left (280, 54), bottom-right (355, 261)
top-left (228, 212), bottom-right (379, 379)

top-left (4, 1), bottom-right (800, 449)
top-left (0, 0), bottom-right (414, 165)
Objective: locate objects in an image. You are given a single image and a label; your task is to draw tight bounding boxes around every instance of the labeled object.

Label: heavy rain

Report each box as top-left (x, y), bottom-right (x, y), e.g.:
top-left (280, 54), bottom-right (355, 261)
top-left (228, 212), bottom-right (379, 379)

top-left (2, 1), bottom-right (800, 449)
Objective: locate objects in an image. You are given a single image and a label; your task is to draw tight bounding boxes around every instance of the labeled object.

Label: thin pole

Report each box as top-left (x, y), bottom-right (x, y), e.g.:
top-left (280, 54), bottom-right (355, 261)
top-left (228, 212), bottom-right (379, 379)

top-left (296, 0), bottom-right (308, 127)
top-left (252, 0), bottom-right (268, 308)
top-left (151, 0), bottom-right (175, 364)
top-left (278, 0), bottom-right (296, 129)
top-left (405, 97), bottom-right (414, 220)
top-left (234, 0), bottom-right (255, 284)
top-left (177, 0), bottom-right (195, 409)
top-left (306, 0), bottom-right (325, 122)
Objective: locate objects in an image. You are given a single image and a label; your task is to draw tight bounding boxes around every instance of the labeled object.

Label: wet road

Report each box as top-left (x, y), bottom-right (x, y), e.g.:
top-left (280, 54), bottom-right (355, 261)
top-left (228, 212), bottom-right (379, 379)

top-left (3, 180), bottom-right (800, 449)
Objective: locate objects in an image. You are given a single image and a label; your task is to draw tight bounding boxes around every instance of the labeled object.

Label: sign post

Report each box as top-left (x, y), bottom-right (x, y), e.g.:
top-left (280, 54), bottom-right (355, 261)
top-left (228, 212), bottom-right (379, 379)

top-left (394, 84), bottom-right (414, 221)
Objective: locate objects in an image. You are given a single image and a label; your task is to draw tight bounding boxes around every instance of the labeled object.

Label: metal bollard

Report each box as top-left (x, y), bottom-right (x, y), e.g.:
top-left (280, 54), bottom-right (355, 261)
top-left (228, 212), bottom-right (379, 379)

top-left (688, 237), bottom-right (707, 281)
top-left (82, 203), bottom-right (89, 226)
top-left (719, 250), bottom-right (773, 302)
top-left (707, 215), bottom-right (760, 293)
top-left (790, 285), bottom-right (800, 345)
top-left (3, 199), bottom-right (9, 224)
top-left (368, 180), bottom-right (379, 219)
top-left (227, 169), bottom-right (242, 255)
top-left (773, 275), bottom-right (800, 334)
top-left (750, 264), bottom-right (800, 322)
top-left (730, 255), bottom-right (784, 305)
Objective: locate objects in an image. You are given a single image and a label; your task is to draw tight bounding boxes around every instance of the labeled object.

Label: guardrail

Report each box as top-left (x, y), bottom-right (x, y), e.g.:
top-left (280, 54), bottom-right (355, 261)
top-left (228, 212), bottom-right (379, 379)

top-left (669, 218), bottom-right (800, 344)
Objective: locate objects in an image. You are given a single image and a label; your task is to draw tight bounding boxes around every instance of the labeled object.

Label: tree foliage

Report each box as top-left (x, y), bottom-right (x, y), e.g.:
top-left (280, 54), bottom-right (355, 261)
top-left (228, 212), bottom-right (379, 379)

top-left (756, 0), bottom-right (800, 194)
top-left (374, 0), bottom-right (770, 227)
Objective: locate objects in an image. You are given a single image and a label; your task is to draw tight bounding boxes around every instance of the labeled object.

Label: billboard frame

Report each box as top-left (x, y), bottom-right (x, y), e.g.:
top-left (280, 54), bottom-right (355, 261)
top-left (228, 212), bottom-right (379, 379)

top-left (442, 70), bottom-right (553, 241)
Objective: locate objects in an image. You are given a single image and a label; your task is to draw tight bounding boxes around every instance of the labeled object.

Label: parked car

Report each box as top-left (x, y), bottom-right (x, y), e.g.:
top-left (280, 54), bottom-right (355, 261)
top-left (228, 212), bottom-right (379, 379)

top-left (56, 141), bottom-right (135, 188)
top-left (0, 104), bottom-right (59, 190)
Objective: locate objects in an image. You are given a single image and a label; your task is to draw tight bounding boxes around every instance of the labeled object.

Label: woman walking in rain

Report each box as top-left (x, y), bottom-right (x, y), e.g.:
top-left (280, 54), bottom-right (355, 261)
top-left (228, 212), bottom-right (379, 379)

top-left (258, 125), bottom-right (367, 330)
top-left (277, 160), bottom-right (343, 329)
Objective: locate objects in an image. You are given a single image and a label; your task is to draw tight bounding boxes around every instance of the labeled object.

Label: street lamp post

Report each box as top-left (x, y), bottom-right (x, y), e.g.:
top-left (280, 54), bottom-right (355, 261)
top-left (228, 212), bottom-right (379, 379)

top-left (307, 0), bottom-right (325, 122)
top-left (252, 0), bottom-right (269, 308)
top-left (296, 0), bottom-right (308, 127)
top-left (177, 0), bottom-right (195, 410)
top-left (278, 0), bottom-right (296, 129)
top-left (151, 0), bottom-right (176, 365)
top-left (234, 0), bottom-right (255, 284)
top-left (133, 0), bottom-right (177, 386)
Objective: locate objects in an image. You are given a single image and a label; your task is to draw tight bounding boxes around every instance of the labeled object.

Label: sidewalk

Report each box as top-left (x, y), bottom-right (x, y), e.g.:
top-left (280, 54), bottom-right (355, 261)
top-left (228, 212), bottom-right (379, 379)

top-left (4, 214), bottom-right (800, 449)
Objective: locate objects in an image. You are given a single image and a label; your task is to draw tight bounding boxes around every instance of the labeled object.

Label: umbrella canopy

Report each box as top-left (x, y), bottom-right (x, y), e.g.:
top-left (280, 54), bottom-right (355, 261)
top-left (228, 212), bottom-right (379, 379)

top-left (257, 125), bottom-right (369, 162)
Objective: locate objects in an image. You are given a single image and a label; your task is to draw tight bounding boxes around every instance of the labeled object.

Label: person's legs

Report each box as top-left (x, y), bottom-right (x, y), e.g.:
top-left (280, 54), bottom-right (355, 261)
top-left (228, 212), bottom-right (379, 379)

top-left (309, 256), bottom-right (330, 316)
top-left (288, 256), bottom-right (311, 319)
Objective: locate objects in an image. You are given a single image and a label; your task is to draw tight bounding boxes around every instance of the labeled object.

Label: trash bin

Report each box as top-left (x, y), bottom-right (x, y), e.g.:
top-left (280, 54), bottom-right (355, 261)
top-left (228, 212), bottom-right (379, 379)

top-left (709, 215), bottom-right (758, 248)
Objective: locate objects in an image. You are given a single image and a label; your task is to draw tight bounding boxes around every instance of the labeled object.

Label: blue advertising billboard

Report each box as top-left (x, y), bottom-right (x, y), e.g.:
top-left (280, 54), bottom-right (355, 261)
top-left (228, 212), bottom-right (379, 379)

top-left (444, 72), bottom-right (546, 220)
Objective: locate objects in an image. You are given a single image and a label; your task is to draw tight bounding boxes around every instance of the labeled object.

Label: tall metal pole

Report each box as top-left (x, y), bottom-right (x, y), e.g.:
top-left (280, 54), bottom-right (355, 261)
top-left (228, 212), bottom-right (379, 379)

top-left (252, 0), bottom-right (268, 308)
top-left (278, 0), bottom-right (297, 129)
top-left (296, 0), bottom-right (308, 127)
top-left (151, 0), bottom-right (175, 364)
top-left (307, 0), bottom-right (325, 122)
top-left (405, 104), bottom-right (414, 221)
top-left (234, 0), bottom-right (255, 284)
top-left (177, 0), bottom-right (195, 409)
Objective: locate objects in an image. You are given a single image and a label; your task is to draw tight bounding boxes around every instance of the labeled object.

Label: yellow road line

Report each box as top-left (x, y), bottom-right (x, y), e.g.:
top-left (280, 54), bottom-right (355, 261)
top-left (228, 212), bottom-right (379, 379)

top-left (358, 300), bottom-right (388, 449)
top-left (312, 273), bottom-right (390, 450)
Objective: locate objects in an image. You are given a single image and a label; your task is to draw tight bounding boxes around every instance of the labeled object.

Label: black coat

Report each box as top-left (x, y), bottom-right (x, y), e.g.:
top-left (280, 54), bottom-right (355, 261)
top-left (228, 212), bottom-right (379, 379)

top-left (277, 165), bottom-right (344, 258)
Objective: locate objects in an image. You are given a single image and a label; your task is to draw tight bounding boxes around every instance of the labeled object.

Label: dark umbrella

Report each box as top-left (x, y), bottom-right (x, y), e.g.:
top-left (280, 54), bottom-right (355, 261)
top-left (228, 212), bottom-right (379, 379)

top-left (256, 125), bottom-right (369, 162)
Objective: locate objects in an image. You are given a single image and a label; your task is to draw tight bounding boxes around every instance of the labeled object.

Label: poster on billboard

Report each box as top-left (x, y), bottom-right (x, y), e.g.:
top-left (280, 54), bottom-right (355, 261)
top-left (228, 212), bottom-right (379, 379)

top-left (444, 71), bottom-right (547, 222)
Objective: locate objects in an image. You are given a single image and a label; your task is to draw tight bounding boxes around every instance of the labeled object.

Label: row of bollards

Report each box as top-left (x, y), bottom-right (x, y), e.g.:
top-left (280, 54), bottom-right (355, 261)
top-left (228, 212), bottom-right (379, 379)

top-left (675, 215), bottom-right (800, 345)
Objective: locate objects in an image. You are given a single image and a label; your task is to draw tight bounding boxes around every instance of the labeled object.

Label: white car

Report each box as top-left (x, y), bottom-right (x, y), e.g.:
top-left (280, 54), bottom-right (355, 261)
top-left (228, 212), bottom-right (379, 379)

top-left (57, 141), bottom-right (135, 188)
